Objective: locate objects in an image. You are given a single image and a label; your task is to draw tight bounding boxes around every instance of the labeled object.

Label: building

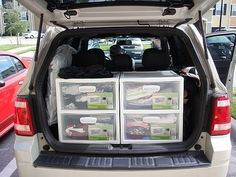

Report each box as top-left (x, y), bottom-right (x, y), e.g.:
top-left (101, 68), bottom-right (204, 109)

top-left (0, 0), bottom-right (43, 36)
top-left (203, 9), bottom-right (215, 34)
top-left (211, 0), bottom-right (236, 32)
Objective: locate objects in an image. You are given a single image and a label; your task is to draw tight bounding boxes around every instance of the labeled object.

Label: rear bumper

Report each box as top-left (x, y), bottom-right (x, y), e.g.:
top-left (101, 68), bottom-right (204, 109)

top-left (16, 161), bottom-right (230, 177)
top-left (14, 133), bottom-right (231, 177)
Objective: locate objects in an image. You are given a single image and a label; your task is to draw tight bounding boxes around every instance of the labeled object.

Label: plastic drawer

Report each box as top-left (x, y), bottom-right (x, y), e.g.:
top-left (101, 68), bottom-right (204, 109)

top-left (58, 113), bottom-right (119, 144)
top-left (120, 71), bottom-right (184, 111)
top-left (122, 81), bottom-right (181, 110)
top-left (56, 78), bottom-right (119, 110)
top-left (121, 113), bottom-right (183, 144)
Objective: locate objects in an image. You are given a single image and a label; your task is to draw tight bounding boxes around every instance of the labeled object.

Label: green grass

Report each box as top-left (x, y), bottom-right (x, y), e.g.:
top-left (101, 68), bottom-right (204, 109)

top-left (143, 44), bottom-right (151, 49)
top-left (0, 44), bottom-right (32, 51)
top-left (232, 88), bottom-right (236, 119)
top-left (99, 44), bottom-right (112, 51)
top-left (15, 46), bottom-right (36, 55)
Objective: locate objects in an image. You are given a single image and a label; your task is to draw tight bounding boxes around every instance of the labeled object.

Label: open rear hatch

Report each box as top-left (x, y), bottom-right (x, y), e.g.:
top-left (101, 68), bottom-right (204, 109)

top-left (18, 0), bottom-right (218, 27)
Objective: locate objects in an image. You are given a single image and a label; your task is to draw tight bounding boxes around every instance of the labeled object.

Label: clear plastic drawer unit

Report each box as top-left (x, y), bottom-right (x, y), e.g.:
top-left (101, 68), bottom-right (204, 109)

top-left (56, 74), bottom-right (120, 144)
top-left (120, 71), bottom-right (184, 144)
top-left (56, 71), bottom-right (184, 144)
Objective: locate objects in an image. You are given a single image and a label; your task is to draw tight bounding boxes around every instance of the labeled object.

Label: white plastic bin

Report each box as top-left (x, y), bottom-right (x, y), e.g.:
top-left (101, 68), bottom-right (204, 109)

top-left (120, 71), bottom-right (184, 144)
top-left (56, 74), bottom-right (119, 144)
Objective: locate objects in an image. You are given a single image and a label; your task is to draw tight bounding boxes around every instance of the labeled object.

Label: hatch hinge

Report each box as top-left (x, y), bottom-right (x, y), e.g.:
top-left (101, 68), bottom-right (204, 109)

top-left (46, 1), bottom-right (57, 12)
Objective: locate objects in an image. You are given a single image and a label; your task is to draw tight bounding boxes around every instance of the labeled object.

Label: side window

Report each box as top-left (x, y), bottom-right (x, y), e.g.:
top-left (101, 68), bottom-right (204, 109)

top-left (0, 56), bottom-right (17, 79)
top-left (206, 34), bottom-right (235, 61)
top-left (10, 56), bottom-right (25, 71)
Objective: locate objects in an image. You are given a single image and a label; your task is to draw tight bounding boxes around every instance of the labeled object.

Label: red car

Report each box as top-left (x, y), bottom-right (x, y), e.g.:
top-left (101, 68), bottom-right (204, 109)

top-left (0, 51), bottom-right (31, 137)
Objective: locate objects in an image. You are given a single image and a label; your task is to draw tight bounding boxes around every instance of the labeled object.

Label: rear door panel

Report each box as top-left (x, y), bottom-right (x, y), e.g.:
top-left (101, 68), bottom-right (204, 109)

top-left (207, 33), bottom-right (236, 85)
top-left (206, 32), bottom-right (236, 118)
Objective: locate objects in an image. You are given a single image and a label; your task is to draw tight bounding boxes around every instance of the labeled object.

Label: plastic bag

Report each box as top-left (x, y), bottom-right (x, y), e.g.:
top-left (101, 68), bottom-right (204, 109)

top-left (45, 45), bottom-right (77, 125)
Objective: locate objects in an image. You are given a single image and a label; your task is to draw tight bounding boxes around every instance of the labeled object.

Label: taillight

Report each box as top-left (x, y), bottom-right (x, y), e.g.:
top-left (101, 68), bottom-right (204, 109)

top-left (209, 95), bottom-right (231, 135)
top-left (14, 97), bottom-right (35, 136)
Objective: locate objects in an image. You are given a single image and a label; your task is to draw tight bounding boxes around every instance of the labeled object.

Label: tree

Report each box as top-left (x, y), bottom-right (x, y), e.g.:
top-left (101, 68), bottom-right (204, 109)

top-left (4, 8), bottom-right (28, 36)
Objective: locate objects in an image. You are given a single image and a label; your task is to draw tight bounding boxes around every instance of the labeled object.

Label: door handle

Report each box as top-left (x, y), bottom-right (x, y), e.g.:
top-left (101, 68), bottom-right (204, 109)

top-left (19, 81), bottom-right (24, 85)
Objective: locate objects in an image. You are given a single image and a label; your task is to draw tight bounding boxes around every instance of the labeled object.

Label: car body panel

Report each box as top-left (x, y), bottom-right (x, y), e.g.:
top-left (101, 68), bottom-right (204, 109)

top-left (0, 53), bottom-right (29, 137)
top-left (17, 0), bottom-right (218, 27)
top-left (14, 133), bottom-right (231, 177)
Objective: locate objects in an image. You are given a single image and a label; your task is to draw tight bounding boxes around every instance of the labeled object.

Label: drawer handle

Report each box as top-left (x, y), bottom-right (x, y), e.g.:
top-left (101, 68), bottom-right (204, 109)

top-left (143, 115), bottom-right (177, 124)
top-left (143, 116), bottom-right (161, 123)
top-left (80, 117), bottom-right (97, 124)
top-left (79, 86), bottom-right (96, 93)
top-left (142, 85), bottom-right (160, 92)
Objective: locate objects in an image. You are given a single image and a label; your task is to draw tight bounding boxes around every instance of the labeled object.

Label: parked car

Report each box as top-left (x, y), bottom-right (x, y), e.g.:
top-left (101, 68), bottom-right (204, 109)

top-left (0, 52), bottom-right (31, 137)
top-left (214, 28), bottom-right (236, 32)
top-left (14, 0), bottom-right (235, 177)
top-left (23, 31), bottom-right (45, 39)
top-left (115, 37), bottom-right (144, 60)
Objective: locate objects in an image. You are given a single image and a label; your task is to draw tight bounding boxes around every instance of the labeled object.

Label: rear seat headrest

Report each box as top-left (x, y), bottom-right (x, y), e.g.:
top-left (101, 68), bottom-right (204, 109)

top-left (142, 48), bottom-right (171, 70)
top-left (110, 45), bottom-right (123, 57)
top-left (72, 48), bottom-right (105, 67)
top-left (87, 48), bottom-right (105, 66)
top-left (112, 54), bottom-right (133, 71)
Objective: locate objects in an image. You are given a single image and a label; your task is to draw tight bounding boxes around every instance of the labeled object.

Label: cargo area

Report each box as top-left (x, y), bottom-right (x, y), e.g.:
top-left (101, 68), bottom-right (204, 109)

top-left (34, 27), bottom-right (208, 154)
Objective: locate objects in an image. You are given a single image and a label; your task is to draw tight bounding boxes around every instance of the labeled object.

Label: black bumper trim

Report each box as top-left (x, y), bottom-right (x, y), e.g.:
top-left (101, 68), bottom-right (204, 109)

top-left (34, 151), bottom-right (210, 169)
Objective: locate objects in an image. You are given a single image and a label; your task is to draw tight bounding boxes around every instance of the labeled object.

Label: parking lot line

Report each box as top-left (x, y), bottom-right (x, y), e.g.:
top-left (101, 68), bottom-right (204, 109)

top-left (0, 158), bottom-right (16, 177)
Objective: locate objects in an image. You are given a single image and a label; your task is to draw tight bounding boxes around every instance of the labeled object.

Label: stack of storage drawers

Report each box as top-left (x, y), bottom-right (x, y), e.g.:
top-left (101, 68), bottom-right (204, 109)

top-left (120, 71), bottom-right (184, 144)
top-left (56, 71), bottom-right (183, 144)
top-left (56, 74), bottom-right (120, 144)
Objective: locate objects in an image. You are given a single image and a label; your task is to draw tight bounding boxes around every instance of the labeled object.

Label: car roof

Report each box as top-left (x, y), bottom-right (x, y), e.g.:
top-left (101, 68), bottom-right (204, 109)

top-left (206, 31), bottom-right (236, 36)
top-left (0, 51), bottom-right (20, 58)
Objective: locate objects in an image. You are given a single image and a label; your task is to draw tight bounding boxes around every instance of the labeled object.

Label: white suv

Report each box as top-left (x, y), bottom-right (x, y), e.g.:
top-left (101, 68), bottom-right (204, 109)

top-left (14, 0), bottom-right (234, 177)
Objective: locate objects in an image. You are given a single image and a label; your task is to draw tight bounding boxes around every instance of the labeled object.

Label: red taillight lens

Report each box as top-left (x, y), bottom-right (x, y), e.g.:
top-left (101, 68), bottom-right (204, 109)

top-left (14, 97), bottom-right (35, 136)
top-left (210, 95), bottom-right (231, 135)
